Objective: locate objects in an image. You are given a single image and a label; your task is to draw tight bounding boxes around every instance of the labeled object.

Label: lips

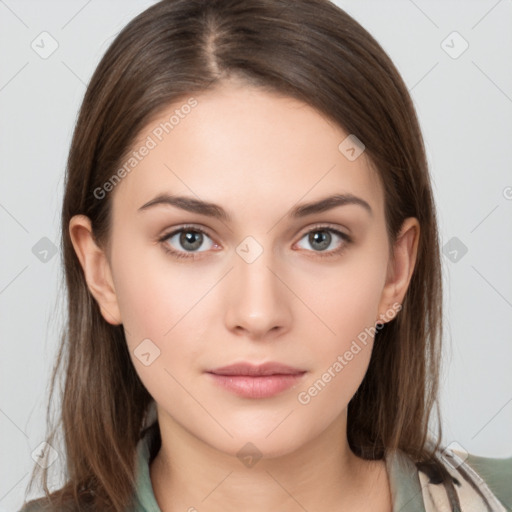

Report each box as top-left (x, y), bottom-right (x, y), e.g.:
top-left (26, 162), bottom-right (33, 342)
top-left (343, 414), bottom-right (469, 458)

top-left (206, 362), bottom-right (307, 398)
top-left (207, 361), bottom-right (306, 376)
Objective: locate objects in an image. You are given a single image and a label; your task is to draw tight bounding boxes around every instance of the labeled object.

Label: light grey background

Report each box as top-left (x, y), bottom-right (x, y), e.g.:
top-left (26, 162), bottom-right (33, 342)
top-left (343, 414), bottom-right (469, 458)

top-left (1, 0), bottom-right (511, 509)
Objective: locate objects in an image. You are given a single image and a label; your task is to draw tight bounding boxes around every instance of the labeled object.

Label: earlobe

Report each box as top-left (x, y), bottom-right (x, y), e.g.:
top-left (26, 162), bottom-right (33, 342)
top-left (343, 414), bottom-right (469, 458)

top-left (68, 215), bottom-right (122, 325)
top-left (377, 217), bottom-right (420, 324)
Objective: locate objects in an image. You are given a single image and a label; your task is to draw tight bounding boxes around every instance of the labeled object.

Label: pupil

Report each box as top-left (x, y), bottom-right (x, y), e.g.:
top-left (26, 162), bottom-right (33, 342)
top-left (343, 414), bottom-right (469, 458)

top-left (310, 231), bottom-right (330, 251)
top-left (181, 231), bottom-right (202, 250)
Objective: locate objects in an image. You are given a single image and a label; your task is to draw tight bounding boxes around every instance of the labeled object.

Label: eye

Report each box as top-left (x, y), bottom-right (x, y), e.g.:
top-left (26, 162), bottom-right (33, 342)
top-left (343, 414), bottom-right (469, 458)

top-left (158, 224), bottom-right (352, 261)
top-left (295, 225), bottom-right (352, 258)
top-left (158, 225), bottom-right (217, 259)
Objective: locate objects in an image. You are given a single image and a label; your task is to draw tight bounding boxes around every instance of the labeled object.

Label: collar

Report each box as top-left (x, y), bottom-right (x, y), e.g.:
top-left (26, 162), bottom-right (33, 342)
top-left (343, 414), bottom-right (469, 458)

top-left (130, 422), bottom-right (427, 512)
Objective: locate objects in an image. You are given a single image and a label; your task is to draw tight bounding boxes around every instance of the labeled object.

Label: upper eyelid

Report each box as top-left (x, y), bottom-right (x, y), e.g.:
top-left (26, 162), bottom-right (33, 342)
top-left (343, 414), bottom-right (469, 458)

top-left (160, 224), bottom-right (213, 241)
top-left (159, 223), bottom-right (350, 247)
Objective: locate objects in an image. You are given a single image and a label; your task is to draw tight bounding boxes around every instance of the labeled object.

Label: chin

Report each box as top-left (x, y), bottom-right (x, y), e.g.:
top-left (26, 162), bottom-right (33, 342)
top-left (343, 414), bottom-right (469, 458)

top-left (205, 429), bottom-right (306, 463)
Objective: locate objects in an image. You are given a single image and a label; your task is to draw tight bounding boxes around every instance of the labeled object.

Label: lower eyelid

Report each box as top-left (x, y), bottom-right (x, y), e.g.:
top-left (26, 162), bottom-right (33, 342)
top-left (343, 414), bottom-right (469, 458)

top-left (296, 228), bottom-right (350, 252)
top-left (160, 228), bottom-right (215, 252)
top-left (159, 226), bottom-right (350, 258)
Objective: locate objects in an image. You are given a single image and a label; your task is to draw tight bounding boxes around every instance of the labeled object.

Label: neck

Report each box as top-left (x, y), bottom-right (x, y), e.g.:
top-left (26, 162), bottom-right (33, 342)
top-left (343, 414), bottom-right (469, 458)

top-left (149, 411), bottom-right (391, 512)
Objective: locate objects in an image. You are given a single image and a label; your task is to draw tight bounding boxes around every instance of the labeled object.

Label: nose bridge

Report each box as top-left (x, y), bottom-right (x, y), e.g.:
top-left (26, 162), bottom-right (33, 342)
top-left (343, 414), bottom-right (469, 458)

top-left (224, 234), bottom-right (290, 336)
top-left (235, 234), bottom-right (281, 308)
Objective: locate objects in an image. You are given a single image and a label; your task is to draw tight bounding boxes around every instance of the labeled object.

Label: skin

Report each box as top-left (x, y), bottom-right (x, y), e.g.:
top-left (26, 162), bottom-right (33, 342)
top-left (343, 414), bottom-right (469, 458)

top-left (69, 77), bottom-right (419, 512)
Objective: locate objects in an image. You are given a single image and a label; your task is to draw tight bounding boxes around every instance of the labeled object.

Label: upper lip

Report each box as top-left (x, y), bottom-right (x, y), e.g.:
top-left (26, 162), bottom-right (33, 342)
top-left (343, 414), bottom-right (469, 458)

top-left (207, 362), bottom-right (306, 376)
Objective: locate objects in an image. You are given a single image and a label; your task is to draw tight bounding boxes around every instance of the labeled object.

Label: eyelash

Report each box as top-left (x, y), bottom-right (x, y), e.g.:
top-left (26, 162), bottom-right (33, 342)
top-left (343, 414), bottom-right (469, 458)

top-left (157, 224), bottom-right (352, 261)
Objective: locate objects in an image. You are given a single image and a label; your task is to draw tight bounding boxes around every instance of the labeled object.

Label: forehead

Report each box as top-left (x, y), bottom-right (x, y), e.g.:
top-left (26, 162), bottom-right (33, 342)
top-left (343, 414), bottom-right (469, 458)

top-left (110, 80), bottom-right (384, 222)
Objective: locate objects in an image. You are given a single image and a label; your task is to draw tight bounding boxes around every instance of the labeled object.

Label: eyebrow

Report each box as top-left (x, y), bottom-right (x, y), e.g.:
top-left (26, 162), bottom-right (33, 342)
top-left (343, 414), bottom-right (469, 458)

top-left (137, 193), bottom-right (373, 221)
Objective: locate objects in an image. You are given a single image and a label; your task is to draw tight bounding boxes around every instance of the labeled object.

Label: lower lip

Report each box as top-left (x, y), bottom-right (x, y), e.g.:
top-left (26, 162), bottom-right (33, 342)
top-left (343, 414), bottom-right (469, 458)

top-left (207, 372), bottom-right (306, 398)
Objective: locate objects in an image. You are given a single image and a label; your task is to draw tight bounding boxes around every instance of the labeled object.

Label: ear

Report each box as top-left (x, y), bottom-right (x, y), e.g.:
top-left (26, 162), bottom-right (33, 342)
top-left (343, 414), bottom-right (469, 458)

top-left (68, 214), bottom-right (122, 325)
top-left (377, 217), bottom-right (420, 324)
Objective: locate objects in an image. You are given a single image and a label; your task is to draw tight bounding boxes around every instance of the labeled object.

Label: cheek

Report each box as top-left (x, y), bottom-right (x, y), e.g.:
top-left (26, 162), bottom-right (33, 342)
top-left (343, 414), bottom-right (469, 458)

top-left (294, 278), bottom-right (383, 418)
top-left (304, 255), bottom-right (387, 347)
top-left (294, 249), bottom-right (387, 400)
top-left (113, 254), bottom-right (211, 407)
top-left (111, 234), bottom-right (212, 342)
top-left (111, 239), bottom-right (217, 394)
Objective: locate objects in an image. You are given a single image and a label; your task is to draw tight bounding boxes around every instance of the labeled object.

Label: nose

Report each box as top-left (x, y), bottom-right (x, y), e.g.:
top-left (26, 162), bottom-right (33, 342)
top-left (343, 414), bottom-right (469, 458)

top-left (223, 241), bottom-right (292, 340)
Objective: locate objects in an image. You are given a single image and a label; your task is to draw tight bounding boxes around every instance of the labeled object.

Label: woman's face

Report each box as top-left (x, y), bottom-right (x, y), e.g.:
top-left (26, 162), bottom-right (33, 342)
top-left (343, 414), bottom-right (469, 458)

top-left (77, 79), bottom-right (416, 459)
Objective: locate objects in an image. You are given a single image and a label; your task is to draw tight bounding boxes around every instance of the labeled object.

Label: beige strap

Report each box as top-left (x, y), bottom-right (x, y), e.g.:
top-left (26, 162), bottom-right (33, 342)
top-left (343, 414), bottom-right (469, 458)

top-left (418, 449), bottom-right (507, 512)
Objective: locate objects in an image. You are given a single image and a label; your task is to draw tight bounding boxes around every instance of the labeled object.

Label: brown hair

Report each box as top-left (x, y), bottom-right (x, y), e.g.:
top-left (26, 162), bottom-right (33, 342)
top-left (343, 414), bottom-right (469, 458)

top-left (23, 0), bottom-right (450, 510)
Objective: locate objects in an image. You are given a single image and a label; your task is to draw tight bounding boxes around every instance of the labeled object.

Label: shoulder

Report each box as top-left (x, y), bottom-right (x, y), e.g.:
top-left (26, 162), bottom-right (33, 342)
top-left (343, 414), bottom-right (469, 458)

top-left (18, 502), bottom-right (54, 512)
top-left (464, 452), bottom-right (512, 511)
top-left (18, 501), bottom-right (72, 512)
top-left (18, 496), bottom-right (95, 512)
top-left (408, 446), bottom-right (512, 511)
top-left (18, 499), bottom-right (51, 512)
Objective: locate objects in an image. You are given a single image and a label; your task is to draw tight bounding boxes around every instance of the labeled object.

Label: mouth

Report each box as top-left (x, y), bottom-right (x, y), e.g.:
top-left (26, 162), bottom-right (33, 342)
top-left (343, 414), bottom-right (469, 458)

top-left (206, 362), bottom-right (307, 398)
top-left (207, 361), bottom-right (306, 376)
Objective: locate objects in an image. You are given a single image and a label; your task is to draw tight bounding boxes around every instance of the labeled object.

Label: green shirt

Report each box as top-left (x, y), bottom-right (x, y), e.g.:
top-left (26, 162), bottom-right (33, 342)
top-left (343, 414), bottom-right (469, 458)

top-left (130, 424), bottom-right (512, 511)
top-left (20, 424), bottom-right (512, 511)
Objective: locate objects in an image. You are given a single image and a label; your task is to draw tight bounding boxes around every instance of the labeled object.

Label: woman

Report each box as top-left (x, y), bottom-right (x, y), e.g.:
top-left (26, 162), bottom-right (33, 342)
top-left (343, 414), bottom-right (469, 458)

top-left (21, 0), bottom-right (511, 510)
